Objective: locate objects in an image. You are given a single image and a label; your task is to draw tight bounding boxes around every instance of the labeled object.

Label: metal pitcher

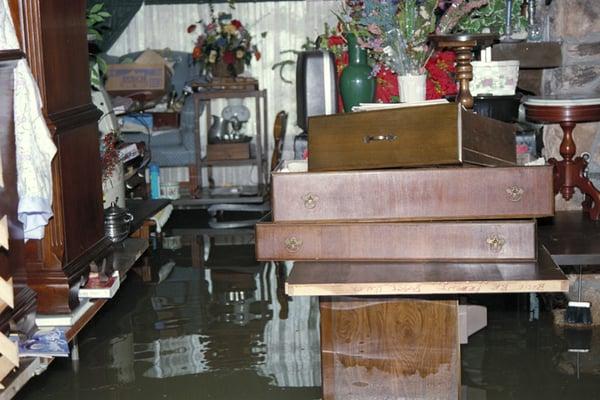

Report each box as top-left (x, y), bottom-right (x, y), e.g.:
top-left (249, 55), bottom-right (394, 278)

top-left (208, 115), bottom-right (232, 143)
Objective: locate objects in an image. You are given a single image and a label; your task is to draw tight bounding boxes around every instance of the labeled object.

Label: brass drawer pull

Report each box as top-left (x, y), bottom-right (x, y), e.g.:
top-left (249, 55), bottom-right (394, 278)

top-left (486, 234), bottom-right (506, 253)
top-left (302, 193), bottom-right (319, 209)
top-left (284, 237), bottom-right (303, 253)
top-left (363, 134), bottom-right (398, 144)
top-left (506, 185), bottom-right (524, 202)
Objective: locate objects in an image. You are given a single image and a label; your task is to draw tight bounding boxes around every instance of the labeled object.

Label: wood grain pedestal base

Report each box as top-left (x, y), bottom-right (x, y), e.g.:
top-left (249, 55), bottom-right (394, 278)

top-left (320, 297), bottom-right (459, 400)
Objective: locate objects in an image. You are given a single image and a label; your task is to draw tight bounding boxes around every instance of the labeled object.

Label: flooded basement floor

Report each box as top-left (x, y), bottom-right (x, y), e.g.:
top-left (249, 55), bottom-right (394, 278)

top-left (14, 213), bottom-right (600, 400)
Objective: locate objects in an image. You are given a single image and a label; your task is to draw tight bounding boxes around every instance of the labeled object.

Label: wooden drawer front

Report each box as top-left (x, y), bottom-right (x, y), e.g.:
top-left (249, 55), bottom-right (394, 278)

top-left (256, 220), bottom-right (536, 262)
top-left (307, 103), bottom-right (516, 171)
top-left (308, 103), bottom-right (459, 171)
top-left (272, 166), bottom-right (553, 222)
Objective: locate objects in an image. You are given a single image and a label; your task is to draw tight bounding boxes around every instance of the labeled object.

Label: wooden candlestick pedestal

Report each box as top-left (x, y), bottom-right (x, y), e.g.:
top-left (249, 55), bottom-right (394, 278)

top-left (429, 34), bottom-right (499, 109)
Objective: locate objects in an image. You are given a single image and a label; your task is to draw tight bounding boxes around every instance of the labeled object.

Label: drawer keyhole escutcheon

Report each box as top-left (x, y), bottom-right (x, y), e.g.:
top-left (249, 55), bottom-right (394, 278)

top-left (284, 237), bottom-right (303, 253)
top-left (506, 185), bottom-right (524, 202)
top-left (302, 193), bottom-right (319, 209)
top-left (486, 235), bottom-right (506, 253)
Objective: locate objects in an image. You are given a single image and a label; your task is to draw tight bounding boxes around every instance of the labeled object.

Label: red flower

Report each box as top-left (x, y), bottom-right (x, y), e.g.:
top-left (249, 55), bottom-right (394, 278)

top-left (327, 35), bottom-right (345, 47)
top-left (231, 19), bottom-right (243, 29)
top-left (187, 24), bottom-right (197, 34)
top-left (192, 46), bottom-right (202, 60)
top-left (222, 51), bottom-right (235, 65)
top-left (374, 66), bottom-right (399, 103)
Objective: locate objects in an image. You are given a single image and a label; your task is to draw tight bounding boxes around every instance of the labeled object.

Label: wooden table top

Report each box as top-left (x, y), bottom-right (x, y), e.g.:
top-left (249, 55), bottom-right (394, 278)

top-left (286, 246), bottom-right (567, 296)
top-left (538, 211), bottom-right (600, 266)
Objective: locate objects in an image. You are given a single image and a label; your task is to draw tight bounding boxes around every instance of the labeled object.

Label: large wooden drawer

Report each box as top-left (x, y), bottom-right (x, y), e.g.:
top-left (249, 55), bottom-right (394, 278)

top-left (256, 219), bottom-right (536, 262)
top-left (307, 103), bottom-right (516, 171)
top-left (272, 165), bottom-right (554, 222)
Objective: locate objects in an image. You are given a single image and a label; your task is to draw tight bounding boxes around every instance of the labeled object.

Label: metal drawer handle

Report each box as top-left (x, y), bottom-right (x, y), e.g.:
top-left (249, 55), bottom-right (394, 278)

top-left (302, 193), bottom-right (319, 209)
top-left (506, 186), bottom-right (524, 202)
top-left (284, 237), bottom-right (303, 253)
top-left (363, 134), bottom-right (398, 144)
top-left (486, 234), bottom-right (506, 253)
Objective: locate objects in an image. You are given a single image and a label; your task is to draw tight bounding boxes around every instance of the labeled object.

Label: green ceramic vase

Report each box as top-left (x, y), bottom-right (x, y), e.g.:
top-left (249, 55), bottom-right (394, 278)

top-left (339, 33), bottom-right (375, 112)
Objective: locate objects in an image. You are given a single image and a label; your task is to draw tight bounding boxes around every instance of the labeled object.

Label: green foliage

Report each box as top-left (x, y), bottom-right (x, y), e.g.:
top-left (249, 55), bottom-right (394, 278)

top-left (87, 2), bottom-right (111, 88)
top-left (455, 0), bottom-right (527, 35)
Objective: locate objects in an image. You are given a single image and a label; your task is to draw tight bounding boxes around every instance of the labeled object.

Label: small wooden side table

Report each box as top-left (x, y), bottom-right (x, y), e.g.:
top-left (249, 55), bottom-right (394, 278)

top-left (524, 96), bottom-right (600, 220)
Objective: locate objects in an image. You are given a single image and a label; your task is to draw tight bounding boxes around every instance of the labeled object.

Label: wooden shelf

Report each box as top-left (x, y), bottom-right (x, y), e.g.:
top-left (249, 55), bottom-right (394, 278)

top-left (286, 246), bottom-right (567, 296)
top-left (491, 42), bottom-right (562, 68)
top-left (539, 211), bottom-right (600, 266)
top-left (173, 184), bottom-right (267, 208)
top-left (200, 158), bottom-right (259, 167)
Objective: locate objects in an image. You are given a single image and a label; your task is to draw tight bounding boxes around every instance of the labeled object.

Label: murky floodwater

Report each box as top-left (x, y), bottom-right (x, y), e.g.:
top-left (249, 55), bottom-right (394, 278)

top-left (15, 219), bottom-right (600, 400)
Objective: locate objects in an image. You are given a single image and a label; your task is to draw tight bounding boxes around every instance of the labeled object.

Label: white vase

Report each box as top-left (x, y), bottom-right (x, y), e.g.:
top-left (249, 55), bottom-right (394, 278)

top-left (398, 74), bottom-right (427, 103)
top-left (102, 162), bottom-right (126, 209)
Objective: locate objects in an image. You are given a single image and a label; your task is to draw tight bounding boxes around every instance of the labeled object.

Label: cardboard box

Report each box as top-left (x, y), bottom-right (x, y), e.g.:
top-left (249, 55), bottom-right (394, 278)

top-left (105, 64), bottom-right (169, 98)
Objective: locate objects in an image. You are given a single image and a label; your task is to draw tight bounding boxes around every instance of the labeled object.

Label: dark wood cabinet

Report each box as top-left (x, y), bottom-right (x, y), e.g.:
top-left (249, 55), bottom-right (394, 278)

top-left (10, 0), bottom-right (107, 314)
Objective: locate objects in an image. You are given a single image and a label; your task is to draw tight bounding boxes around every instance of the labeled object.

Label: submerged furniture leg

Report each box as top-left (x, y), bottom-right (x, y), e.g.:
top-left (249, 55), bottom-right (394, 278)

top-left (71, 335), bottom-right (79, 362)
top-left (320, 297), bottom-right (459, 400)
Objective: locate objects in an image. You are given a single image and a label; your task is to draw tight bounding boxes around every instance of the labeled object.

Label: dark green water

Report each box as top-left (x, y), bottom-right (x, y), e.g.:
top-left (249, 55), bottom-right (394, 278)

top-left (15, 231), bottom-right (600, 400)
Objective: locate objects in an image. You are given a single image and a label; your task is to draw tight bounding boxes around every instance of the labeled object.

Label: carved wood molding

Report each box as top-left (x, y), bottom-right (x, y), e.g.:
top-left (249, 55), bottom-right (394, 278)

top-left (15, 0), bottom-right (46, 105)
top-left (46, 103), bottom-right (103, 135)
top-left (0, 50), bottom-right (24, 62)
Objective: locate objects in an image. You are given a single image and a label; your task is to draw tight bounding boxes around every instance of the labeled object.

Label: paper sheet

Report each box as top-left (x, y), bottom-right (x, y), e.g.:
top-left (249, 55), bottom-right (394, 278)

top-left (0, 216), bottom-right (7, 251)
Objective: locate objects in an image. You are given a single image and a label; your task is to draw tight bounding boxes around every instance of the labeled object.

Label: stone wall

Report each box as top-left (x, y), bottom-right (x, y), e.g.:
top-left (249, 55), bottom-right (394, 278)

top-left (542, 0), bottom-right (600, 210)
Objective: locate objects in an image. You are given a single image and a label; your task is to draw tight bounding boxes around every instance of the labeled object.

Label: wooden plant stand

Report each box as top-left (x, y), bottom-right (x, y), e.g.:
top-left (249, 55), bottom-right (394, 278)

top-left (524, 97), bottom-right (600, 220)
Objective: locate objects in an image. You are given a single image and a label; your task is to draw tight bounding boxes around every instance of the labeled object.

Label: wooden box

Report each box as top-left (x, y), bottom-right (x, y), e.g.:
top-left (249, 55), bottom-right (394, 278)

top-left (206, 143), bottom-right (250, 161)
top-left (307, 103), bottom-right (516, 172)
top-left (256, 218), bottom-right (536, 262)
top-left (271, 165), bottom-right (554, 222)
top-left (151, 112), bottom-right (180, 130)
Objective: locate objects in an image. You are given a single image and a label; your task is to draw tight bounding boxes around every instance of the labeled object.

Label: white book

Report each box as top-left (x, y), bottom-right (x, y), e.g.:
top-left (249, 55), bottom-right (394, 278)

top-left (352, 98), bottom-right (449, 112)
top-left (78, 271), bottom-right (120, 299)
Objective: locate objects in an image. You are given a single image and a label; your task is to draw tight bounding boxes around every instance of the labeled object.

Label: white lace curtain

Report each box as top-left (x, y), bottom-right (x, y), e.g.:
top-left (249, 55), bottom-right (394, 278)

top-left (109, 1), bottom-right (338, 187)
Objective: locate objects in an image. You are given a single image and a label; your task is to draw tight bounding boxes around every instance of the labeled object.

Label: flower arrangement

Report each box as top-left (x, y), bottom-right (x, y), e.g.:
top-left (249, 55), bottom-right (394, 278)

top-left (319, 0), bottom-right (492, 101)
top-left (100, 131), bottom-right (120, 181)
top-left (187, 9), bottom-right (261, 77)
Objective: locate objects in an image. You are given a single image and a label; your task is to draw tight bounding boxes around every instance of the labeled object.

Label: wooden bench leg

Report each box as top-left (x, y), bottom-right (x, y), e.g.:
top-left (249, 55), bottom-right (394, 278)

top-left (320, 297), bottom-right (459, 400)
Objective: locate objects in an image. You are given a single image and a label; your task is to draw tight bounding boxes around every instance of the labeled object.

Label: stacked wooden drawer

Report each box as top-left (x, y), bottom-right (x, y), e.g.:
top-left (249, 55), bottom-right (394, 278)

top-left (257, 165), bottom-right (554, 262)
top-left (257, 102), bottom-right (557, 265)
top-left (254, 103), bottom-right (568, 400)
